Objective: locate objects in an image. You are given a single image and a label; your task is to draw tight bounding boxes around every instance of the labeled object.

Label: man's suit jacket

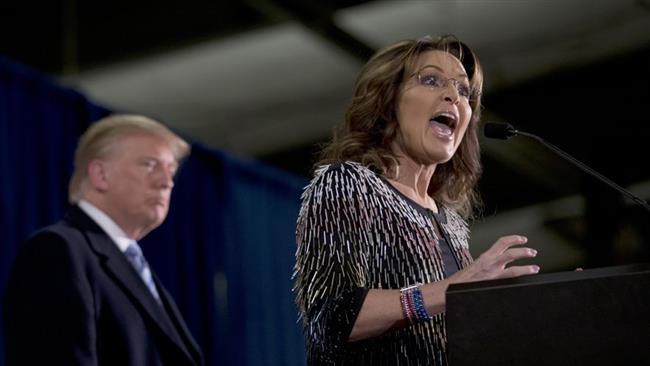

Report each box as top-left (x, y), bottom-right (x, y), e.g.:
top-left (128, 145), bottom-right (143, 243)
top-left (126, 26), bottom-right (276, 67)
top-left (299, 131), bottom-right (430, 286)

top-left (4, 205), bottom-right (203, 366)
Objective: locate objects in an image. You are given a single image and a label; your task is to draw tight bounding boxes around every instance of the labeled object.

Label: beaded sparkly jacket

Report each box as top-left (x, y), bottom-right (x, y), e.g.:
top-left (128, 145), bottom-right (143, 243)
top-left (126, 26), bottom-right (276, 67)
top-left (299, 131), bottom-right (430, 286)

top-left (294, 161), bottom-right (474, 366)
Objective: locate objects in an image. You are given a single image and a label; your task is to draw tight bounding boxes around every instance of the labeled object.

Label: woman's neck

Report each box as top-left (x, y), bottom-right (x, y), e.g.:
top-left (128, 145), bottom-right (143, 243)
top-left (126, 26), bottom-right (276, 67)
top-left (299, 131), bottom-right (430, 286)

top-left (387, 151), bottom-right (438, 212)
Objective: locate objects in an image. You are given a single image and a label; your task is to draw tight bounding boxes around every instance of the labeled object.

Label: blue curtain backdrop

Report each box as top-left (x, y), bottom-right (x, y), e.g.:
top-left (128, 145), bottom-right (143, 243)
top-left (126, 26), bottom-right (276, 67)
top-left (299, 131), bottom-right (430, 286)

top-left (0, 56), bottom-right (307, 366)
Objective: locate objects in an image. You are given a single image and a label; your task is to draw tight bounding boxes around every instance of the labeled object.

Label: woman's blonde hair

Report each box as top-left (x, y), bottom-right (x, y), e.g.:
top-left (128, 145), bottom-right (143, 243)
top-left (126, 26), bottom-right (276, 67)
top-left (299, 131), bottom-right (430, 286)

top-left (317, 35), bottom-right (484, 218)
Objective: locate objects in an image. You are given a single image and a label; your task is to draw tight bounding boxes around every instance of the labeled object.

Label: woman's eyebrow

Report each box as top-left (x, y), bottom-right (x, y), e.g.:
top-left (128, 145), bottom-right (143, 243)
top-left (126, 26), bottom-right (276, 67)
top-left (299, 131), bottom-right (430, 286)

top-left (420, 64), bottom-right (468, 79)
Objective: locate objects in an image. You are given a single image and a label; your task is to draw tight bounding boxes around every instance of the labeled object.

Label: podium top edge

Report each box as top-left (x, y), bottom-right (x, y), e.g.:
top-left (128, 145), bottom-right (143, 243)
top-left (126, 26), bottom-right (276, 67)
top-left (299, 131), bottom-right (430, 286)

top-left (446, 263), bottom-right (650, 294)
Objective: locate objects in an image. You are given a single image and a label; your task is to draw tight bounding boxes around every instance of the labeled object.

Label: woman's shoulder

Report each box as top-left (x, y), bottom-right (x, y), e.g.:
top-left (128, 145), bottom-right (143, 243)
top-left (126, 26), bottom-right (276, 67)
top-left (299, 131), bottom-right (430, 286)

top-left (315, 160), bottom-right (375, 176)
top-left (311, 161), bottom-right (380, 185)
top-left (300, 161), bottom-right (384, 203)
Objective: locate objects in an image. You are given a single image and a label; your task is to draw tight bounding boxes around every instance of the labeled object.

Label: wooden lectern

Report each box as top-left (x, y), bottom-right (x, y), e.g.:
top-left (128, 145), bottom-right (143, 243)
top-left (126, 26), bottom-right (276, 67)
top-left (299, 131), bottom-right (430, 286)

top-left (446, 263), bottom-right (650, 365)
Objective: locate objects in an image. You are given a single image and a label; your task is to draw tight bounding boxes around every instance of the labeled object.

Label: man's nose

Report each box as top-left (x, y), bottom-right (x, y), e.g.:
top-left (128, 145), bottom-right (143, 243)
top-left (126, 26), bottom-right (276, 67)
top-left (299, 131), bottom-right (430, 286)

top-left (157, 167), bottom-right (175, 189)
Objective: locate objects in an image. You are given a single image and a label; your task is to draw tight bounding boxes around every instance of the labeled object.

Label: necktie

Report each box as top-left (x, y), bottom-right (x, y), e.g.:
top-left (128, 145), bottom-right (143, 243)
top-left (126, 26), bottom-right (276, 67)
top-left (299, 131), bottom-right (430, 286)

top-left (124, 241), bottom-right (161, 303)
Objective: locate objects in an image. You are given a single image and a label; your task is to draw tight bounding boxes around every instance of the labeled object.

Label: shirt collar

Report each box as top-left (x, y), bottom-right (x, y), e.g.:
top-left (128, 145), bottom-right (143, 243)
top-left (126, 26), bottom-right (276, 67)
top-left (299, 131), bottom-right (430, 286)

top-left (78, 200), bottom-right (134, 253)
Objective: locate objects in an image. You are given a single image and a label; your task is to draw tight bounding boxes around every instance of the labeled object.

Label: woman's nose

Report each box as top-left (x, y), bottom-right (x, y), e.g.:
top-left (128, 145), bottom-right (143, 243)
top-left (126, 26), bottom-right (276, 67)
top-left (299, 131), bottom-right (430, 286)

top-left (441, 82), bottom-right (460, 104)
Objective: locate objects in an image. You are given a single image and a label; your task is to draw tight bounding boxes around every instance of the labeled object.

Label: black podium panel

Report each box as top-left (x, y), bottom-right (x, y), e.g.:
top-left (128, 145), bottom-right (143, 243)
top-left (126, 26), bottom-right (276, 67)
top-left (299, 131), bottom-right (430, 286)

top-left (446, 264), bottom-right (650, 366)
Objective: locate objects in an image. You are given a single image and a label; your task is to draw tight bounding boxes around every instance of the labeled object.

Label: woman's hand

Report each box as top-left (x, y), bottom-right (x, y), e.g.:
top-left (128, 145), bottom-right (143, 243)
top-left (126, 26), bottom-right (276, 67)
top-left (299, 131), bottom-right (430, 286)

top-left (351, 235), bottom-right (539, 341)
top-left (449, 235), bottom-right (539, 284)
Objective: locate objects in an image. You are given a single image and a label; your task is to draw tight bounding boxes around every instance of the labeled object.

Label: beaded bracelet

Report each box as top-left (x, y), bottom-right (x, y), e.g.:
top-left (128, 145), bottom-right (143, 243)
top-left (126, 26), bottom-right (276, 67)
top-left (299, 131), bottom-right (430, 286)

top-left (399, 284), bottom-right (433, 324)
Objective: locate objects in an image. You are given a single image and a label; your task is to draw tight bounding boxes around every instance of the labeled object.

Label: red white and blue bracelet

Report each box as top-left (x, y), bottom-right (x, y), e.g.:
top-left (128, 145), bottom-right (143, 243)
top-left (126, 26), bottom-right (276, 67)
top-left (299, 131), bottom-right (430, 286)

top-left (399, 283), bottom-right (433, 324)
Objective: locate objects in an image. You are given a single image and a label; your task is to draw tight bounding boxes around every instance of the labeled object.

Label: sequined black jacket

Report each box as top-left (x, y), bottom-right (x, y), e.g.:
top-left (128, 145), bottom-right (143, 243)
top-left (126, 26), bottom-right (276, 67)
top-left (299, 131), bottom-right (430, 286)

top-left (294, 162), bottom-right (473, 366)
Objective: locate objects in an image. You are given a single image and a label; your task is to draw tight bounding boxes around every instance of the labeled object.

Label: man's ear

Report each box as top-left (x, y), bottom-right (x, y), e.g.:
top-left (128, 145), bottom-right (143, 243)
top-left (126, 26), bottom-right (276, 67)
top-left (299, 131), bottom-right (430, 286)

top-left (87, 160), bottom-right (110, 192)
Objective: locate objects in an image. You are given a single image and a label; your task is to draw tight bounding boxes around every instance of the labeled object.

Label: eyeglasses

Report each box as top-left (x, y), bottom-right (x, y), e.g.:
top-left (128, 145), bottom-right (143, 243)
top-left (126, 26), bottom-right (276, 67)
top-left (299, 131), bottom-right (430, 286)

top-left (413, 66), bottom-right (478, 101)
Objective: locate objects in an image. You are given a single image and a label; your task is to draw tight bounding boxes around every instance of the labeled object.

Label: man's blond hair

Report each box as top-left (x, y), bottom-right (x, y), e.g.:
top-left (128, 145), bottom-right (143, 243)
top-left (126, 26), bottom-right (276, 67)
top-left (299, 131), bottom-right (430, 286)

top-left (68, 114), bottom-right (190, 203)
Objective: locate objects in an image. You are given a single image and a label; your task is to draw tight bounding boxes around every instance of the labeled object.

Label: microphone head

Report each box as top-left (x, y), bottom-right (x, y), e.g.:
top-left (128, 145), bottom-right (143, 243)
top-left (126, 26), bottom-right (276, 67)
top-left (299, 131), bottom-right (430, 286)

top-left (484, 122), bottom-right (517, 140)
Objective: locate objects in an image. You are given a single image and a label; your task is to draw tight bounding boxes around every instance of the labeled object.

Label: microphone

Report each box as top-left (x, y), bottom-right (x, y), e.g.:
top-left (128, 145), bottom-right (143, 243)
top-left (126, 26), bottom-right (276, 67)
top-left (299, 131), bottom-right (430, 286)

top-left (484, 122), bottom-right (517, 140)
top-left (483, 122), bottom-right (650, 212)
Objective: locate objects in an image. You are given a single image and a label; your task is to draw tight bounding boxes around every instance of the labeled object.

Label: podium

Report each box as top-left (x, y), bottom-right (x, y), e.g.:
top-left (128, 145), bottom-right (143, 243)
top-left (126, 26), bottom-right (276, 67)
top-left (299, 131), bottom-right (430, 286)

top-left (446, 263), bottom-right (650, 365)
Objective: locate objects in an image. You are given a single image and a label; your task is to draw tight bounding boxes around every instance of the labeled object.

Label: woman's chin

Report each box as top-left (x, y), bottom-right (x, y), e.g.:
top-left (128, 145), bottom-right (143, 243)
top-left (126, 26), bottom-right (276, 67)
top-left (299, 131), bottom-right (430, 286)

top-left (422, 149), bottom-right (454, 165)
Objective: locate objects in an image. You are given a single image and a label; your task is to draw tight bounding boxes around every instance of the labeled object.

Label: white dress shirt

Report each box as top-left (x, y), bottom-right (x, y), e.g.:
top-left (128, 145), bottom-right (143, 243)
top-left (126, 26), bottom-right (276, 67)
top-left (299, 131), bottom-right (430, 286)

top-left (78, 199), bottom-right (133, 253)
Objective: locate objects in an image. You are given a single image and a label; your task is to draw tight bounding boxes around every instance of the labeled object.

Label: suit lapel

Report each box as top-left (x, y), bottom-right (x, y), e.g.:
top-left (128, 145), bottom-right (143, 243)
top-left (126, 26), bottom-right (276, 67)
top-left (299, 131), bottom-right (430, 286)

top-left (154, 273), bottom-right (204, 365)
top-left (65, 206), bottom-right (196, 364)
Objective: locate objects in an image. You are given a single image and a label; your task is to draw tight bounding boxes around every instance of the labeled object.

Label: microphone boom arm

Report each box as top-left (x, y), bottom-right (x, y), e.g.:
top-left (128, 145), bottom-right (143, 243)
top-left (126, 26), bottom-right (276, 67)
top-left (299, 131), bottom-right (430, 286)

top-left (515, 129), bottom-right (650, 212)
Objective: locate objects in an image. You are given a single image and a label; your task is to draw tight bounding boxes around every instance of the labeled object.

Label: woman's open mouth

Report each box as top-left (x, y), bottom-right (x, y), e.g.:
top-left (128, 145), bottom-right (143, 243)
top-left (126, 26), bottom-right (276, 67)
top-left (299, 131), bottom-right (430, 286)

top-left (429, 112), bottom-right (458, 139)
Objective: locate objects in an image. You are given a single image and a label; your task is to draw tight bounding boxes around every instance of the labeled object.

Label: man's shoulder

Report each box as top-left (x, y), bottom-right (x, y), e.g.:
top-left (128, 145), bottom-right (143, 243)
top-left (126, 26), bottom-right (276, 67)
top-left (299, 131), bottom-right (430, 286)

top-left (21, 220), bottom-right (84, 255)
top-left (6, 221), bottom-right (92, 286)
top-left (19, 208), bottom-right (100, 261)
top-left (27, 210), bottom-right (85, 240)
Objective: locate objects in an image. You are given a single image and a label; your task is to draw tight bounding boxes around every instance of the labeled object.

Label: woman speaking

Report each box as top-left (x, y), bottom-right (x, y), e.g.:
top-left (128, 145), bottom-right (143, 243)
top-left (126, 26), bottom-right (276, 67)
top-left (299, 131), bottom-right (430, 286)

top-left (293, 35), bottom-right (539, 365)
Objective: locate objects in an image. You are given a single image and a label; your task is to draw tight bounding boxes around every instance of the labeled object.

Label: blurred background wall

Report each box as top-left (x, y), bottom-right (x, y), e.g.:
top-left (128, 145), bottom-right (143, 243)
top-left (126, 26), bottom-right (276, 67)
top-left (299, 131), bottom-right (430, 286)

top-left (2, 0), bottom-right (650, 365)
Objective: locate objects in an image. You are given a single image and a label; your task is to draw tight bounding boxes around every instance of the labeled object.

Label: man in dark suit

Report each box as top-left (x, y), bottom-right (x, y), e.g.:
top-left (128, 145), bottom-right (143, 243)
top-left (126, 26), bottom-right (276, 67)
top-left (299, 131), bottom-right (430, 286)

top-left (4, 114), bottom-right (203, 365)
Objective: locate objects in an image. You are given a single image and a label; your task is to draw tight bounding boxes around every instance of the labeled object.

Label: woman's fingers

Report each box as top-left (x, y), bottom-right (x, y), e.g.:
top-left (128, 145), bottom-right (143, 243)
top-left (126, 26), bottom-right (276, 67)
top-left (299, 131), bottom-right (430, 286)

top-left (501, 264), bottom-right (540, 278)
top-left (489, 235), bottom-right (528, 255)
top-left (452, 235), bottom-right (539, 284)
top-left (498, 247), bottom-right (537, 266)
top-left (468, 235), bottom-right (539, 281)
